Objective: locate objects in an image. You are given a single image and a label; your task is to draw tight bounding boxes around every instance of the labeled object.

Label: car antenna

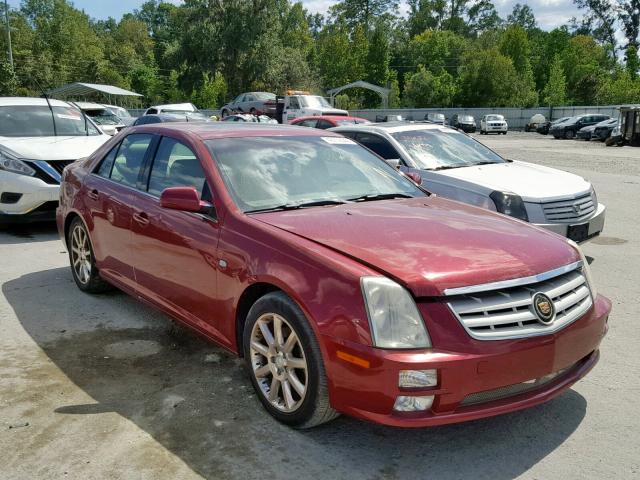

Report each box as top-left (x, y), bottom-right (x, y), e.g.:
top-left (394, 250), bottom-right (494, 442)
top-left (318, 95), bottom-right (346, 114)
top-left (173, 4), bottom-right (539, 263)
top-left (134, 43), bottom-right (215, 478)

top-left (33, 77), bottom-right (58, 137)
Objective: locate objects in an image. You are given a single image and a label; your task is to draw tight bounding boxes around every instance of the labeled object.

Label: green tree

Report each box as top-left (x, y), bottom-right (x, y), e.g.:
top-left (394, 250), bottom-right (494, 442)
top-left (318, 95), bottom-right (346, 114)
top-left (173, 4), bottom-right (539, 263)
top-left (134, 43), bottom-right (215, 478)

top-left (562, 35), bottom-right (610, 104)
top-left (626, 45), bottom-right (639, 78)
top-left (192, 71), bottom-right (227, 108)
top-left (407, 29), bottom-right (468, 76)
top-left (542, 55), bottom-right (567, 105)
top-left (507, 3), bottom-right (537, 31)
top-left (0, 61), bottom-right (18, 95)
top-left (403, 65), bottom-right (456, 106)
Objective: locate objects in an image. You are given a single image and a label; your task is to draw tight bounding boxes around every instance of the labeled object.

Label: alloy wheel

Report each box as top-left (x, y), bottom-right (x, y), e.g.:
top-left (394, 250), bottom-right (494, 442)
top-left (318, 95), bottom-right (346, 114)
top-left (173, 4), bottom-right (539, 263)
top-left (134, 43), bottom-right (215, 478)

top-left (70, 224), bottom-right (92, 285)
top-left (249, 313), bottom-right (308, 413)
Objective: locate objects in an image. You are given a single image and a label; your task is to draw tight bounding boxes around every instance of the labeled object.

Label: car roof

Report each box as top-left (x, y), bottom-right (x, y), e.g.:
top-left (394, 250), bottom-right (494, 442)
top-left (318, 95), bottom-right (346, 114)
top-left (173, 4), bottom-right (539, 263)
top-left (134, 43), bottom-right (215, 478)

top-left (0, 96), bottom-right (72, 107)
top-left (74, 101), bottom-right (107, 110)
top-left (293, 115), bottom-right (368, 122)
top-left (330, 121), bottom-right (450, 134)
top-left (131, 122), bottom-right (341, 140)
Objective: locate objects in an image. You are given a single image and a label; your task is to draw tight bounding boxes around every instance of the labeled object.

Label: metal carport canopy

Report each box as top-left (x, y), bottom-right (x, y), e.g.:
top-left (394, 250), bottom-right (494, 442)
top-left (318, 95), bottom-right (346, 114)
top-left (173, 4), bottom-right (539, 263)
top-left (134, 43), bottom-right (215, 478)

top-left (47, 82), bottom-right (142, 98)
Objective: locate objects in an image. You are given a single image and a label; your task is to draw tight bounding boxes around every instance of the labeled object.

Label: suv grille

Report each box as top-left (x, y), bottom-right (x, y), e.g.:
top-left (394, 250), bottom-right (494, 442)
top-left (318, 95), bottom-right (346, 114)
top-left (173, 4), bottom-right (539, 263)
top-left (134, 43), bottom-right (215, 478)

top-left (447, 265), bottom-right (592, 340)
top-left (542, 192), bottom-right (595, 223)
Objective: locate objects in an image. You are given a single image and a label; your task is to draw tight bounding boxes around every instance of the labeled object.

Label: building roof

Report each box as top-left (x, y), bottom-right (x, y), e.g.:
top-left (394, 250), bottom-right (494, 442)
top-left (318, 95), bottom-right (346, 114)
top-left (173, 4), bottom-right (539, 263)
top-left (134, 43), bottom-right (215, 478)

top-left (47, 83), bottom-right (142, 98)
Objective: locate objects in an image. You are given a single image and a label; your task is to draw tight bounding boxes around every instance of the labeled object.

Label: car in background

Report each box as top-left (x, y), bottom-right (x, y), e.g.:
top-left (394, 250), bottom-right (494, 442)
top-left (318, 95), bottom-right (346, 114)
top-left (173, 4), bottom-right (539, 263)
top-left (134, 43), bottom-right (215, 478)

top-left (276, 92), bottom-right (349, 124)
top-left (74, 101), bottom-right (126, 136)
top-left (291, 115), bottom-right (369, 129)
top-left (57, 122), bottom-right (610, 429)
top-left (220, 92), bottom-right (277, 118)
top-left (132, 113), bottom-right (211, 126)
top-left (143, 103), bottom-right (198, 116)
top-left (331, 122), bottom-right (606, 243)
top-left (376, 114), bottom-right (405, 123)
top-left (550, 114), bottom-right (610, 139)
top-left (221, 114), bottom-right (278, 123)
top-left (424, 112), bottom-right (446, 124)
top-left (537, 117), bottom-right (571, 135)
top-left (0, 97), bottom-right (109, 224)
top-left (591, 118), bottom-right (618, 141)
top-left (450, 114), bottom-right (476, 133)
top-left (103, 104), bottom-right (136, 127)
top-left (480, 114), bottom-right (508, 135)
top-left (524, 114), bottom-right (546, 132)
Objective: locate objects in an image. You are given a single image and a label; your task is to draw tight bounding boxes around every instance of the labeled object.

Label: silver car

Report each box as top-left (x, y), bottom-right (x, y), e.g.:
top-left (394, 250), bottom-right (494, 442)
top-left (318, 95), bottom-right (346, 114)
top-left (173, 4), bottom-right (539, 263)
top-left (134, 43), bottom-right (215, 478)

top-left (330, 122), bottom-right (606, 243)
top-left (221, 92), bottom-right (276, 118)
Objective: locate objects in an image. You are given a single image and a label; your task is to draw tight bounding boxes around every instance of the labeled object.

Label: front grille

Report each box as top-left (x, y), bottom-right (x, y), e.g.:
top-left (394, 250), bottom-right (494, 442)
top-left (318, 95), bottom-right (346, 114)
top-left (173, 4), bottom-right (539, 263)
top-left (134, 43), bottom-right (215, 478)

top-left (447, 265), bottom-right (592, 340)
top-left (29, 160), bottom-right (75, 185)
top-left (460, 367), bottom-right (570, 406)
top-left (47, 160), bottom-right (75, 174)
top-left (542, 192), bottom-right (595, 223)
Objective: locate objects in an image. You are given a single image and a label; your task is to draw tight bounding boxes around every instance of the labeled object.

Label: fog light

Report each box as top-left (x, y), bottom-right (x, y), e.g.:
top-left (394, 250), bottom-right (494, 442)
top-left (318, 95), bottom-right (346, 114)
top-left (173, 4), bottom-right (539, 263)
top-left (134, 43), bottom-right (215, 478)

top-left (393, 395), bottom-right (434, 412)
top-left (399, 369), bottom-right (438, 388)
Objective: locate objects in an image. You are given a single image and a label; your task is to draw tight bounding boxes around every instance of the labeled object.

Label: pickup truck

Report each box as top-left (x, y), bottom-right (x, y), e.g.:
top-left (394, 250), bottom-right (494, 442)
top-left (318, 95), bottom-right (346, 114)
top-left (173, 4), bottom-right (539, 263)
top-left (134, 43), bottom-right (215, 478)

top-left (274, 91), bottom-right (348, 124)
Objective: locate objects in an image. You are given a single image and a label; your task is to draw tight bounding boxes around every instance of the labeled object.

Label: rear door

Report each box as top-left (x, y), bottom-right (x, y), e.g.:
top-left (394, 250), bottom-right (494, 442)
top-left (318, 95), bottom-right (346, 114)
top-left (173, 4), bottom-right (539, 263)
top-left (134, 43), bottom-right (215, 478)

top-left (128, 136), bottom-right (227, 345)
top-left (82, 133), bottom-right (155, 291)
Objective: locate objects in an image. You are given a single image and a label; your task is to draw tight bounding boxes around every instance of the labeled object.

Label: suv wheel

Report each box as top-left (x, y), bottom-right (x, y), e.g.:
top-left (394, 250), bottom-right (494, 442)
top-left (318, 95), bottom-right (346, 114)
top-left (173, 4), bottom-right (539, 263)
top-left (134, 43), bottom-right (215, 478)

top-left (243, 291), bottom-right (338, 428)
top-left (67, 217), bottom-right (112, 293)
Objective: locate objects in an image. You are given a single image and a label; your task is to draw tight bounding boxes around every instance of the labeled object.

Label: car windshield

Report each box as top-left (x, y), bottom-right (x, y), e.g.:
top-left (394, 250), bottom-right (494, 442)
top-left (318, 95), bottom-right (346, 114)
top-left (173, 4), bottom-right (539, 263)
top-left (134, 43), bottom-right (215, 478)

top-left (106, 106), bottom-right (131, 118)
top-left (428, 114), bottom-right (445, 121)
top-left (335, 119), bottom-right (370, 126)
top-left (486, 115), bottom-right (503, 121)
top-left (392, 129), bottom-right (505, 170)
top-left (460, 115), bottom-right (474, 122)
top-left (299, 96), bottom-right (332, 108)
top-left (0, 105), bottom-right (100, 136)
top-left (207, 136), bottom-right (426, 213)
top-left (85, 110), bottom-right (121, 125)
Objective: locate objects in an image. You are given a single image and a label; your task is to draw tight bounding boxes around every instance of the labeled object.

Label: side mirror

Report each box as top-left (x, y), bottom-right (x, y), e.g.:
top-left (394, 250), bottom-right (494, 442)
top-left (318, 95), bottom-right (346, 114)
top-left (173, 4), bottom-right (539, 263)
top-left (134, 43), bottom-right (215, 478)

top-left (405, 171), bottom-right (422, 185)
top-left (160, 187), bottom-right (212, 214)
top-left (385, 158), bottom-right (401, 169)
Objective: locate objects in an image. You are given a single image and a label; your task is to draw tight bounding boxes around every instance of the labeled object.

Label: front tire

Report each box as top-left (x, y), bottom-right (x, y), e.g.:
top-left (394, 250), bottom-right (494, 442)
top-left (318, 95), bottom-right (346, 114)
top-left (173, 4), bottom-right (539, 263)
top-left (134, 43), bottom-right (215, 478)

top-left (564, 129), bottom-right (575, 139)
top-left (67, 217), bottom-right (112, 293)
top-left (243, 291), bottom-right (338, 428)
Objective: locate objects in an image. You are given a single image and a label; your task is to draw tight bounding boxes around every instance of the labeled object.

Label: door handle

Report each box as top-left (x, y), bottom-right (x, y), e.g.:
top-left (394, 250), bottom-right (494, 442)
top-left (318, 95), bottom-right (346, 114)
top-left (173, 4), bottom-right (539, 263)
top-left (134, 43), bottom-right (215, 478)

top-left (87, 189), bottom-right (99, 200)
top-left (133, 211), bottom-right (149, 226)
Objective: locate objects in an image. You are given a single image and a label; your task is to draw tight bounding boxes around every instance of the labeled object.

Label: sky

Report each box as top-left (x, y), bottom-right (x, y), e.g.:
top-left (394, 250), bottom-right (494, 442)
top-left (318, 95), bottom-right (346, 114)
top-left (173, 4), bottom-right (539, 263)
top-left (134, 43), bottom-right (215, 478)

top-left (6, 0), bottom-right (580, 31)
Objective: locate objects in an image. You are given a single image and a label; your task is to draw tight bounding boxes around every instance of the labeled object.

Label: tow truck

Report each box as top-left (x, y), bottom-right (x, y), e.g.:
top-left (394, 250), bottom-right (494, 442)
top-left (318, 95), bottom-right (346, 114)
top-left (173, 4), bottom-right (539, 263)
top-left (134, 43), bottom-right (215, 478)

top-left (273, 90), bottom-right (349, 124)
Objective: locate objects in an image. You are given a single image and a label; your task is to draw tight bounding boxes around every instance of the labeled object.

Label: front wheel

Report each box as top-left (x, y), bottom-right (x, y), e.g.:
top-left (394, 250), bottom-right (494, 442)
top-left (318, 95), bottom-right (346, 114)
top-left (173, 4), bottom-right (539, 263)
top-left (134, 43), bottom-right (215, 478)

top-left (243, 291), bottom-right (338, 428)
top-left (565, 129), bottom-right (575, 139)
top-left (67, 217), bottom-right (112, 293)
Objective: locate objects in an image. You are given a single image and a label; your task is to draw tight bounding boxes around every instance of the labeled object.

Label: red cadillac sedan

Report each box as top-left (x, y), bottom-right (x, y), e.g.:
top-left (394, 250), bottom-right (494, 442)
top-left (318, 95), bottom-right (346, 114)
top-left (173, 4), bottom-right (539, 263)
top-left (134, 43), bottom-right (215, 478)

top-left (57, 123), bottom-right (610, 428)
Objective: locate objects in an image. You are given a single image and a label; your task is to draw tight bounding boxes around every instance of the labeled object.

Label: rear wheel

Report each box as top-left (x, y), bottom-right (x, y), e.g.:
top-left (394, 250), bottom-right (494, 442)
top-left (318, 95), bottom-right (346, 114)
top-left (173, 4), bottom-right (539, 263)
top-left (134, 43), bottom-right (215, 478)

top-left (67, 217), bottom-right (112, 293)
top-left (564, 129), bottom-right (575, 139)
top-left (243, 291), bottom-right (338, 428)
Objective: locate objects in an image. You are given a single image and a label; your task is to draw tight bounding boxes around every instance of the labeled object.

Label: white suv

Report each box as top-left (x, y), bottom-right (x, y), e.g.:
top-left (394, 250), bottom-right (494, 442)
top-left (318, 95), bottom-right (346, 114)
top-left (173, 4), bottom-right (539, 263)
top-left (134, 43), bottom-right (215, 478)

top-left (0, 97), bottom-right (109, 224)
top-left (480, 114), bottom-right (508, 134)
top-left (331, 122), bottom-right (605, 242)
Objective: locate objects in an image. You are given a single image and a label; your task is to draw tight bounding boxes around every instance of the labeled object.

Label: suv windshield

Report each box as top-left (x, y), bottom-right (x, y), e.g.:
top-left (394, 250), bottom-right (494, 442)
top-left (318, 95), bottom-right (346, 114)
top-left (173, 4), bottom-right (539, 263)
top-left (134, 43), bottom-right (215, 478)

top-left (299, 96), bottom-right (332, 108)
top-left (0, 105), bottom-right (100, 136)
top-left (207, 136), bottom-right (425, 212)
top-left (486, 115), bottom-right (503, 121)
top-left (392, 129), bottom-right (505, 170)
top-left (460, 115), bottom-right (474, 122)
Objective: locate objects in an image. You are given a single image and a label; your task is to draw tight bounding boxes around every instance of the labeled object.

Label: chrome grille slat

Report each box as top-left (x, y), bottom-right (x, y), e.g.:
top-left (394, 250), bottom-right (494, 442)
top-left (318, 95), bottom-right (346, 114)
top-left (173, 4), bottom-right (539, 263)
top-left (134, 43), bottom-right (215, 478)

top-left (447, 266), bottom-right (593, 340)
top-left (542, 193), bottom-right (595, 223)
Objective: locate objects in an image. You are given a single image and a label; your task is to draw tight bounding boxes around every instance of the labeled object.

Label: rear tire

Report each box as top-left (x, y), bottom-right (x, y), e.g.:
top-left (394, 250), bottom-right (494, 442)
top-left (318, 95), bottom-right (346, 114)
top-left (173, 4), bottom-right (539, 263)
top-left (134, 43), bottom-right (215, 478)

top-left (564, 129), bottom-right (575, 139)
top-left (243, 291), bottom-right (338, 428)
top-left (67, 217), bottom-right (112, 293)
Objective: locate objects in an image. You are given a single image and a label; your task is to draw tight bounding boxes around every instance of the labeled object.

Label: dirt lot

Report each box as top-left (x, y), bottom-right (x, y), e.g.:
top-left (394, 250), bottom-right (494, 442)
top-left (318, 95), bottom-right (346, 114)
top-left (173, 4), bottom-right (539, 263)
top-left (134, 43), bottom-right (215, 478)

top-left (1, 132), bottom-right (639, 479)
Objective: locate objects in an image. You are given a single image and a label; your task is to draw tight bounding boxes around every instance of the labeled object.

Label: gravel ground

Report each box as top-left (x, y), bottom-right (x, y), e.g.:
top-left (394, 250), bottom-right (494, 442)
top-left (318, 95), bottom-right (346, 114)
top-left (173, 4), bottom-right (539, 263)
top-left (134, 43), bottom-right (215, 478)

top-left (1, 132), bottom-right (639, 480)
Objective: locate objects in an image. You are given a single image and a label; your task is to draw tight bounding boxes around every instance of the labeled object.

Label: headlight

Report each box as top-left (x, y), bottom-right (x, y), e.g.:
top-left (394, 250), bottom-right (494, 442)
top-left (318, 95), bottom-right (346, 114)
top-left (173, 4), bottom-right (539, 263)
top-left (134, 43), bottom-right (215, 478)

top-left (490, 191), bottom-right (529, 221)
top-left (0, 150), bottom-right (35, 176)
top-left (360, 276), bottom-right (431, 349)
top-left (567, 239), bottom-right (597, 298)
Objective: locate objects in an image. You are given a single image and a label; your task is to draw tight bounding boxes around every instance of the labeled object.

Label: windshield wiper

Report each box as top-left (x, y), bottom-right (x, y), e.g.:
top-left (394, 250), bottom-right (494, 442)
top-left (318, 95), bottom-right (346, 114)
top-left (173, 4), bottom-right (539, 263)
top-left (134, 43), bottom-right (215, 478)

top-left (348, 193), bottom-right (414, 202)
top-left (246, 199), bottom-right (347, 214)
top-left (430, 165), bottom-right (463, 171)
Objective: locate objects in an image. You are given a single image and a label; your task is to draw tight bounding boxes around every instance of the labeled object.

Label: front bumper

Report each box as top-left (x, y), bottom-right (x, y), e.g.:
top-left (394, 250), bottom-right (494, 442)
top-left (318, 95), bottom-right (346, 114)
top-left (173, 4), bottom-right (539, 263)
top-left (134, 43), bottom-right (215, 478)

top-left (458, 124), bottom-right (476, 133)
top-left (484, 125), bottom-right (508, 133)
top-left (534, 203), bottom-right (606, 243)
top-left (0, 170), bottom-right (60, 223)
top-left (577, 130), bottom-right (592, 140)
top-left (323, 295), bottom-right (610, 427)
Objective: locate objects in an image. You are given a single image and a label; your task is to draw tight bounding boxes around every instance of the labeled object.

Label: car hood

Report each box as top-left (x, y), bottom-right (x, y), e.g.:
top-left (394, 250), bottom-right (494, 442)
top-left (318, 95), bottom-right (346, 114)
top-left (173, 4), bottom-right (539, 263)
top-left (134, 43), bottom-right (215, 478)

top-left (0, 135), bottom-right (109, 160)
top-left (434, 160), bottom-right (592, 202)
top-left (253, 197), bottom-right (578, 298)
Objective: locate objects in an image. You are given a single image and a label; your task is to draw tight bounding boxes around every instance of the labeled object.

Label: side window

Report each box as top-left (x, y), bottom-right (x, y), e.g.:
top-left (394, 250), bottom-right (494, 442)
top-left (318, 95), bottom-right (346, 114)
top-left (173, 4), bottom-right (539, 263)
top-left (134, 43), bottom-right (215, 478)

top-left (245, 95), bottom-right (255, 102)
top-left (147, 108), bottom-right (157, 115)
top-left (298, 119), bottom-right (317, 128)
top-left (95, 143), bottom-right (120, 178)
top-left (110, 134), bottom-right (153, 188)
top-left (317, 120), bottom-right (334, 129)
top-left (357, 133), bottom-right (400, 160)
top-left (147, 137), bottom-right (208, 199)
top-left (289, 97), bottom-right (300, 109)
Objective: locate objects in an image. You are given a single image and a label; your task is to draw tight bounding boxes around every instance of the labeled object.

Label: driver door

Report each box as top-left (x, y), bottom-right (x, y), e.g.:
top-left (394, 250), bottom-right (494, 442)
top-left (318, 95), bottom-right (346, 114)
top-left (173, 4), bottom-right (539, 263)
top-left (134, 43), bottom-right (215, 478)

top-left (128, 136), bottom-right (227, 346)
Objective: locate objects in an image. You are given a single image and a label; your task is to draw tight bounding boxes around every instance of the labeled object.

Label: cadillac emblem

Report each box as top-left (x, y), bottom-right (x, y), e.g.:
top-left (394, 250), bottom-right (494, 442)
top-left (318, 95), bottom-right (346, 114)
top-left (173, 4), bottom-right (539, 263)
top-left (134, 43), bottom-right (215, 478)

top-left (532, 292), bottom-right (555, 324)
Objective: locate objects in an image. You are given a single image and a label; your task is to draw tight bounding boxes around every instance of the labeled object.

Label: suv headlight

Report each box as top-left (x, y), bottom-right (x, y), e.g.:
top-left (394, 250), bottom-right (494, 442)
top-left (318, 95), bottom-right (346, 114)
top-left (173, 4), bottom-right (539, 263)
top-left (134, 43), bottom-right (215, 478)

top-left (0, 149), bottom-right (35, 177)
top-left (361, 277), bottom-right (431, 349)
top-left (567, 239), bottom-right (597, 298)
top-left (490, 191), bottom-right (529, 221)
